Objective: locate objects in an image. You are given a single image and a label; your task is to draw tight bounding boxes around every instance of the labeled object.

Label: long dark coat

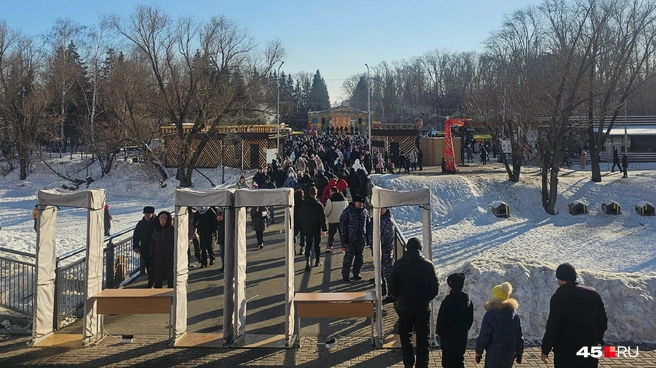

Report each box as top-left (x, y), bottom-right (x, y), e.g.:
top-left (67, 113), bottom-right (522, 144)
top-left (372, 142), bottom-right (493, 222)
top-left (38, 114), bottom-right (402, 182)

top-left (150, 224), bottom-right (174, 283)
top-left (194, 208), bottom-right (218, 251)
top-left (251, 206), bottom-right (267, 232)
top-left (541, 282), bottom-right (608, 368)
top-left (437, 290), bottom-right (474, 357)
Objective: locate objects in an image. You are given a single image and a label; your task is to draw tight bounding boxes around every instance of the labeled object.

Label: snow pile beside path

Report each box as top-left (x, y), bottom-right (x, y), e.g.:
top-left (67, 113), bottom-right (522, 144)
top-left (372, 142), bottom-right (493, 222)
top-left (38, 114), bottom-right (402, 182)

top-left (444, 258), bottom-right (656, 342)
top-left (372, 168), bottom-right (656, 341)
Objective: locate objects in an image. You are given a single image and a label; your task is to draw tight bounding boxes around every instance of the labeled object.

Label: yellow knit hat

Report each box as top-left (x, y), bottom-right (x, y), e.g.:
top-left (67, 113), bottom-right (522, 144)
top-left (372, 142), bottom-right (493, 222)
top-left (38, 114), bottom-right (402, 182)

top-left (491, 282), bottom-right (513, 301)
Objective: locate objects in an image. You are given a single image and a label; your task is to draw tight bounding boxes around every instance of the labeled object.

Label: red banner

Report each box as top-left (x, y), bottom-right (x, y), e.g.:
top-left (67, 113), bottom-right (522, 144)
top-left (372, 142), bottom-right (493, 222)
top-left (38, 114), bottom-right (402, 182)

top-left (444, 118), bottom-right (469, 173)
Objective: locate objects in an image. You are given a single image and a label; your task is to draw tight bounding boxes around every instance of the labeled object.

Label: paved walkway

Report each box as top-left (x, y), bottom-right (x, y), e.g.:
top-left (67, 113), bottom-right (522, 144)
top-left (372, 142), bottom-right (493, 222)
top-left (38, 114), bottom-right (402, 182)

top-left (2, 176), bottom-right (656, 366)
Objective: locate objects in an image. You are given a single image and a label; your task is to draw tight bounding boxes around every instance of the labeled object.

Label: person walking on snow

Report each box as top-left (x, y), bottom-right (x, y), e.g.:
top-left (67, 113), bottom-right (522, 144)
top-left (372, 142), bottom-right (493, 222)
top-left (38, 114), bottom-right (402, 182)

top-left (104, 204), bottom-right (112, 236)
top-left (611, 148), bottom-right (621, 172)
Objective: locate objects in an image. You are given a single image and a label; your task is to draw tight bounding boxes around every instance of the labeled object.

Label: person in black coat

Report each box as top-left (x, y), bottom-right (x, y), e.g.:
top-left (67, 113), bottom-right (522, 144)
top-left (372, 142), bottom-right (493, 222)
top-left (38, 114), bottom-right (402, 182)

top-left (133, 206), bottom-right (157, 288)
top-left (253, 167), bottom-right (266, 187)
top-left (622, 153), bottom-right (629, 178)
top-left (437, 273), bottom-right (474, 368)
top-left (611, 148), bottom-right (621, 172)
top-left (260, 176), bottom-right (277, 223)
top-left (151, 211), bottom-right (175, 288)
top-left (388, 238), bottom-right (439, 368)
top-left (314, 170), bottom-right (329, 200)
top-left (104, 204), bottom-right (112, 236)
top-left (293, 189), bottom-right (305, 255)
top-left (541, 263), bottom-right (608, 368)
top-left (299, 187), bottom-right (327, 270)
top-left (194, 207), bottom-right (218, 267)
top-left (346, 168), bottom-right (360, 199)
top-left (250, 206), bottom-right (267, 249)
top-left (215, 208), bottom-right (226, 272)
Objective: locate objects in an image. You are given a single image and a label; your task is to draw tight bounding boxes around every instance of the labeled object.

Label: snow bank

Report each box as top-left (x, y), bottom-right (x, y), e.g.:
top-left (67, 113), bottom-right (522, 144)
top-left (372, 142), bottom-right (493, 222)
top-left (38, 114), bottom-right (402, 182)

top-left (445, 259), bottom-right (656, 342)
top-left (372, 167), bottom-right (656, 341)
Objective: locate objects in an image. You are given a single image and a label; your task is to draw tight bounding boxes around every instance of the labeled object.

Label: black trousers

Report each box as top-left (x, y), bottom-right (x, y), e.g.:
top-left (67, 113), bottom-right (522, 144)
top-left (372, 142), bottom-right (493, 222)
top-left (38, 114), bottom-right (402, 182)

top-left (396, 309), bottom-right (431, 368)
top-left (294, 226), bottom-right (305, 250)
top-left (256, 230), bottom-right (264, 246)
top-left (327, 222), bottom-right (340, 248)
top-left (441, 351), bottom-right (465, 368)
top-left (191, 238), bottom-right (201, 263)
top-left (154, 279), bottom-right (173, 288)
top-left (304, 233), bottom-right (321, 263)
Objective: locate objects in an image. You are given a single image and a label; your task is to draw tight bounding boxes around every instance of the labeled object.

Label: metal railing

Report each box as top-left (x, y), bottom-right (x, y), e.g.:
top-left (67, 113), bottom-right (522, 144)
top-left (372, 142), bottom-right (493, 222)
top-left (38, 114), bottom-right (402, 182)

top-left (51, 227), bottom-right (139, 328)
top-left (0, 248), bottom-right (37, 316)
top-left (391, 218), bottom-right (407, 262)
top-left (0, 226), bottom-right (140, 329)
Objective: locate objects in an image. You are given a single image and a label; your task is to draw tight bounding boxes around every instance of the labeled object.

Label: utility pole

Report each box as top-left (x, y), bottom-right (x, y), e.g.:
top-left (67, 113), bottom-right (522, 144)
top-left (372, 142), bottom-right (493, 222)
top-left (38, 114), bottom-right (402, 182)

top-left (277, 61), bottom-right (284, 159)
top-left (365, 63), bottom-right (372, 166)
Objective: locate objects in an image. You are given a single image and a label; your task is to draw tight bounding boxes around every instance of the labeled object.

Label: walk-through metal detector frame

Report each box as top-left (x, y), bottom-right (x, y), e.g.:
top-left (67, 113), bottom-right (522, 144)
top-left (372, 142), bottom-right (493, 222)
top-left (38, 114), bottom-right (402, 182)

top-left (232, 188), bottom-right (296, 348)
top-left (32, 189), bottom-right (106, 347)
top-left (172, 188), bottom-right (235, 348)
top-left (370, 186), bottom-right (434, 348)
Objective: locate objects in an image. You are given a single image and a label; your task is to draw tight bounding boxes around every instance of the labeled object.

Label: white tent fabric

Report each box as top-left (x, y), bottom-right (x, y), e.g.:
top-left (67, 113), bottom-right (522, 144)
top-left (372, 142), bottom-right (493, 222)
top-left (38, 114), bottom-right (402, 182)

top-left (233, 188), bottom-right (295, 346)
top-left (370, 187), bottom-right (433, 346)
top-left (33, 189), bottom-right (105, 345)
top-left (173, 189), bottom-right (235, 344)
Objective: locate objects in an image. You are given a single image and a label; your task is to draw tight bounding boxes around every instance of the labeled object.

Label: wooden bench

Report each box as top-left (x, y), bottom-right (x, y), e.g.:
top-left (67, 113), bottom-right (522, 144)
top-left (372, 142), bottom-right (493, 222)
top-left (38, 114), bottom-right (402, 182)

top-left (294, 291), bottom-right (376, 347)
top-left (91, 289), bottom-right (174, 339)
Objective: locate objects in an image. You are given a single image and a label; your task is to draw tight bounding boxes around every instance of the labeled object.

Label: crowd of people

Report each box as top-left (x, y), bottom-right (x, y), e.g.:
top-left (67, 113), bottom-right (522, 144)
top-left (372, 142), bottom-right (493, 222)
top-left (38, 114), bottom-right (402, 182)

top-left (126, 131), bottom-right (608, 368)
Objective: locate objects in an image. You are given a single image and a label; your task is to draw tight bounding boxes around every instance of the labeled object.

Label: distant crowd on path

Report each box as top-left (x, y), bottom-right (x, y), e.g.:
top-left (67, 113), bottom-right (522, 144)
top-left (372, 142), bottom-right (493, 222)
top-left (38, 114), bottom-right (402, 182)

top-left (564, 146), bottom-right (629, 177)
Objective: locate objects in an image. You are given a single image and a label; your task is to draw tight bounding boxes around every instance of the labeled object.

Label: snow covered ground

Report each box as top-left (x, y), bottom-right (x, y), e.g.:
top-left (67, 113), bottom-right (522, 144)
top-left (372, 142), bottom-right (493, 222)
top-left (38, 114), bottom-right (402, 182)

top-left (372, 164), bottom-right (656, 343)
top-left (1, 158), bottom-right (655, 342)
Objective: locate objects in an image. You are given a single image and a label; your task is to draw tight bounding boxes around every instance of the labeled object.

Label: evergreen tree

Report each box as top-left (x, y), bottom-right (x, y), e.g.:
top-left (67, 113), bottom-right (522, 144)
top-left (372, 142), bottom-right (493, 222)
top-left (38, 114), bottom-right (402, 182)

top-left (308, 69), bottom-right (330, 111)
top-left (350, 75), bottom-right (368, 111)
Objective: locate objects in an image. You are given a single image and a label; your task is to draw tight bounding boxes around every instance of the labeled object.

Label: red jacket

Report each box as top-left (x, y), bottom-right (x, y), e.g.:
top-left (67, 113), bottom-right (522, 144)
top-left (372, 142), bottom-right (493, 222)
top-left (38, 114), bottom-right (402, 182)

top-left (321, 178), bottom-right (348, 204)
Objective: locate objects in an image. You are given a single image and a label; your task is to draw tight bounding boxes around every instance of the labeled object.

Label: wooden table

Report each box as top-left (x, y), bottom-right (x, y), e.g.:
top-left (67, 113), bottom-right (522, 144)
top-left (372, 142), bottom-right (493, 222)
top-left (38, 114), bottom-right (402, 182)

top-left (91, 289), bottom-right (174, 339)
top-left (294, 291), bottom-right (376, 347)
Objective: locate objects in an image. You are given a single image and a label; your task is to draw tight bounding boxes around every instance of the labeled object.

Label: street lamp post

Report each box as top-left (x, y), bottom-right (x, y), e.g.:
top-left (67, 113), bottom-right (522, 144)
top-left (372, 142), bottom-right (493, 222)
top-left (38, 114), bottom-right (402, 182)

top-left (365, 63), bottom-right (371, 155)
top-left (276, 61), bottom-right (284, 159)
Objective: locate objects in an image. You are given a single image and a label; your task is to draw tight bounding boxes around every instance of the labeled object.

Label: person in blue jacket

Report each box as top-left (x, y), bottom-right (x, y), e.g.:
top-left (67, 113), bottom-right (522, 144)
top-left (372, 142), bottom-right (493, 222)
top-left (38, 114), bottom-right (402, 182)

top-left (475, 281), bottom-right (524, 367)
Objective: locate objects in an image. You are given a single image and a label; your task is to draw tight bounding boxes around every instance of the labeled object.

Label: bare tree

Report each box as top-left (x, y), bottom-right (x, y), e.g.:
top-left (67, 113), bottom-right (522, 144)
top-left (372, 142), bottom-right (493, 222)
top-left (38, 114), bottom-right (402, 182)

top-left (108, 6), bottom-right (284, 187)
top-left (468, 7), bottom-right (544, 182)
top-left (0, 25), bottom-right (51, 179)
top-left (585, 0), bottom-right (656, 182)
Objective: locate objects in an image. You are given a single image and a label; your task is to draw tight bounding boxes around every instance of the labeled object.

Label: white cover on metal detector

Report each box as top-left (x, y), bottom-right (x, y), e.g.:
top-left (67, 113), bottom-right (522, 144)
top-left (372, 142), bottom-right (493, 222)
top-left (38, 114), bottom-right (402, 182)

top-left (233, 188), bottom-right (295, 345)
top-left (370, 187), bottom-right (431, 207)
top-left (175, 188), bottom-right (234, 207)
top-left (34, 189), bottom-right (105, 345)
top-left (173, 189), bottom-right (235, 342)
top-left (370, 186), bottom-right (433, 344)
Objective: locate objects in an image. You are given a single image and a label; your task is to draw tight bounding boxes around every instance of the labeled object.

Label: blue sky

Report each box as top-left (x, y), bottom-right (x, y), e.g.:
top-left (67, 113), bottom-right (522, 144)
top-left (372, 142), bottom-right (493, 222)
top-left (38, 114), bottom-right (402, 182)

top-left (2, 0), bottom-right (541, 103)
